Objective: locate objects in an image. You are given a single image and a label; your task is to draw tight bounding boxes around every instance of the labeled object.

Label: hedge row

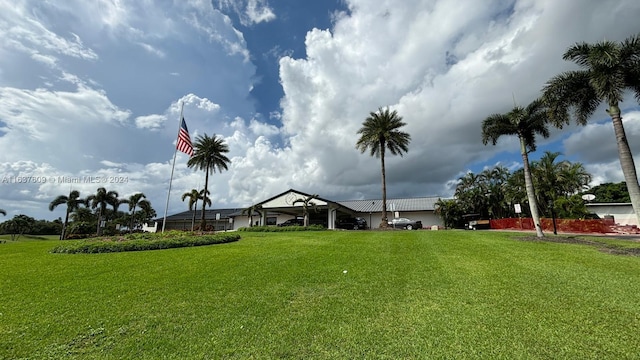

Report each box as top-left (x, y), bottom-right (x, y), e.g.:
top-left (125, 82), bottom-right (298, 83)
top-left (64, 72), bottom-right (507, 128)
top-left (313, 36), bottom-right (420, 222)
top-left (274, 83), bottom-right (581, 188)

top-left (50, 232), bottom-right (240, 254)
top-left (236, 225), bottom-right (326, 232)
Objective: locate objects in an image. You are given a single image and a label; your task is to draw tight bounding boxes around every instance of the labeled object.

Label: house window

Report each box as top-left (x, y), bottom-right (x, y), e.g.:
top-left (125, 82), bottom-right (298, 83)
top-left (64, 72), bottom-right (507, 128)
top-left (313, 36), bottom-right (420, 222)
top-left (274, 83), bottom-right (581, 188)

top-left (266, 217), bottom-right (277, 225)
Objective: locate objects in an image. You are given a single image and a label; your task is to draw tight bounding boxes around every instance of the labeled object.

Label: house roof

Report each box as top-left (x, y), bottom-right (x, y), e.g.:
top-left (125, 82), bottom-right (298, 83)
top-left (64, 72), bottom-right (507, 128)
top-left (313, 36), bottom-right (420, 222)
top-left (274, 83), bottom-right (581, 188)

top-left (338, 196), bottom-right (441, 212)
top-left (159, 191), bottom-right (443, 221)
top-left (162, 208), bottom-right (243, 222)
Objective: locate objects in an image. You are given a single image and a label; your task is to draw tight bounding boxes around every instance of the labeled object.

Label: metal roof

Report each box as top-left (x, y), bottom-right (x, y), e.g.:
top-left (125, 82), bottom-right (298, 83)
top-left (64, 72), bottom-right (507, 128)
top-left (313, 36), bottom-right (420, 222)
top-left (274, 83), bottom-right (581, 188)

top-left (338, 196), bottom-right (442, 212)
top-left (160, 193), bottom-right (444, 221)
top-left (163, 208), bottom-right (243, 221)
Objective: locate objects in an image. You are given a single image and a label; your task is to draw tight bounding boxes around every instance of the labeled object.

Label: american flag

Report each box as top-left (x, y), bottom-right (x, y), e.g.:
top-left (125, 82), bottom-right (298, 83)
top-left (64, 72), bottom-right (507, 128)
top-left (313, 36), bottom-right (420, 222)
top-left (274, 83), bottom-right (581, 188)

top-left (177, 117), bottom-right (193, 156)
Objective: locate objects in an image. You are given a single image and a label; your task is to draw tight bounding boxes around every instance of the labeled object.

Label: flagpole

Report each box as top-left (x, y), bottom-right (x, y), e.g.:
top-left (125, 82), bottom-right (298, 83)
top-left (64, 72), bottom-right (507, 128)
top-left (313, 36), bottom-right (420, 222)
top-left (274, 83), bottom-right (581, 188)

top-left (161, 102), bottom-right (185, 232)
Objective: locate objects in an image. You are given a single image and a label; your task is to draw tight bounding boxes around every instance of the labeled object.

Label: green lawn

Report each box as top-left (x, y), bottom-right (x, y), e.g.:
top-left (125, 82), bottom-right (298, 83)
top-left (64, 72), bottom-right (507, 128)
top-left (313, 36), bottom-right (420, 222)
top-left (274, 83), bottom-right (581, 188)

top-left (1, 230), bottom-right (639, 359)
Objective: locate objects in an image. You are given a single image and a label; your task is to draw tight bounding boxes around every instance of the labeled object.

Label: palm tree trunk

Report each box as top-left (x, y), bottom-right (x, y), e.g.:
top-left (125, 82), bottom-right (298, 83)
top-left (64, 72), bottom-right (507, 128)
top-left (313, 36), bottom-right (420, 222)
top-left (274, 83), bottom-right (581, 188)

top-left (520, 137), bottom-right (544, 237)
top-left (201, 167), bottom-right (209, 231)
top-left (380, 143), bottom-right (388, 228)
top-left (61, 209), bottom-right (70, 240)
top-left (129, 205), bottom-right (137, 234)
top-left (609, 107), bottom-right (640, 226)
top-left (191, 200), bottom-right (197, 232)
top-left (96, 207), bottom-right (103, 236)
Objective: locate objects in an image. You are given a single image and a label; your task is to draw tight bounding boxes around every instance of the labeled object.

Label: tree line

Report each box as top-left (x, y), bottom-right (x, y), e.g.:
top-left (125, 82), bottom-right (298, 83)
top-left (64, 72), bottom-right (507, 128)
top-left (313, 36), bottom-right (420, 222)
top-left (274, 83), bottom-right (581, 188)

top-left (474, 33), bottom-right (640, 237)
top-left (0, 187), bottom-right (157, 240)
top-left (434, 153), bottom-right (631, 229)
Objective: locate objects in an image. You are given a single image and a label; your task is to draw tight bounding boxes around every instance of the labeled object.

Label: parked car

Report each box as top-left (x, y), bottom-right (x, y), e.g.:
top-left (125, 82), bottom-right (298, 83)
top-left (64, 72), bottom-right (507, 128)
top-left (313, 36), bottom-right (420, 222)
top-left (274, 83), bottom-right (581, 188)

top-left (277, 218), bottom-right (304, 227)
top-left (336, 217), bottom-right (367, 230)
top-left (388, 217), bottom-right (422, 230)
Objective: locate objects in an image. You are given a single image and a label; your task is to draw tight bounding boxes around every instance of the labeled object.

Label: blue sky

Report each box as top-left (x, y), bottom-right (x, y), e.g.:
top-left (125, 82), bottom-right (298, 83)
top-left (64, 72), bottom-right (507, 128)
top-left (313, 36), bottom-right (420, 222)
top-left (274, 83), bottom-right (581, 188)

top-left (1, 0), bottom-right (640, 221)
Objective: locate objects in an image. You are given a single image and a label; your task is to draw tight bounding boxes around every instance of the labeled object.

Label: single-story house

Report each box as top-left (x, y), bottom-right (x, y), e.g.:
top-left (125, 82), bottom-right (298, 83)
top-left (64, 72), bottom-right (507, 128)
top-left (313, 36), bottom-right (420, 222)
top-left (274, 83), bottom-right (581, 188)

top-left (157, 189), bottom-right (444, 231)
top-left (585, 203), bottom-right (637, 226)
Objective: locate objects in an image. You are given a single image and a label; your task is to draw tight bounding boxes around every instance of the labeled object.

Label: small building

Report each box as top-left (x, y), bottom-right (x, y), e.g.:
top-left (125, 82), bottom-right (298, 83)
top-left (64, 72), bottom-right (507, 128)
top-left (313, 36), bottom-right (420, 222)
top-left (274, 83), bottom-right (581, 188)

top-left (586, 203), bottom-right (637, 226)
top-left (155, 189), bottom-right (444, 231)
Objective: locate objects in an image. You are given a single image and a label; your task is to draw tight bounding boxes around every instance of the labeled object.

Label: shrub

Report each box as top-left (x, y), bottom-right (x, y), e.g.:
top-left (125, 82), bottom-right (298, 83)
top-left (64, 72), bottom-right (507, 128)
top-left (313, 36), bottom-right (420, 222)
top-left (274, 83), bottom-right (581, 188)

top-left (237, 225), bottom-right (326, 232)
top-left (50, 232), bottom-right (240, 254)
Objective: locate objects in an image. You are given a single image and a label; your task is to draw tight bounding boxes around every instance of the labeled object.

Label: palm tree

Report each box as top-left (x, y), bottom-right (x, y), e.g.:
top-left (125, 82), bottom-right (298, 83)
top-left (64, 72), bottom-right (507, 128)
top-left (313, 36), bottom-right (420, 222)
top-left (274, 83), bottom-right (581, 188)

top-left (481, 99), bottom-right (550, 237)
top-left (181, 189), bottom-right (210, 231)
top-left (49, 190), bottom-right (85, 240)
top-left (542, 34), bottom-right (640, 225)
top-left (356, 107), bottom-right (411, 228)
top-left (242, 204), bottom-right (263, 227)
top-left (292, 195), bottom-right (319, 227)
top-left (87, 187), bottom-right (119, 236)
top-left (127, 193), bottom-right (146, 233)
top-left (187, 134), bottom-right (231, 231)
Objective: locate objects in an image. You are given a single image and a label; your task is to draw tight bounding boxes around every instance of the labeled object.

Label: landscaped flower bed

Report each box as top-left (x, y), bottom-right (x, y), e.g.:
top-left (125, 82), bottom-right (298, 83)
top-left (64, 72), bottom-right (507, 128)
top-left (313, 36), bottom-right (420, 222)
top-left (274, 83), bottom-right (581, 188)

top-left (50, 231), bottom-right (240, 254)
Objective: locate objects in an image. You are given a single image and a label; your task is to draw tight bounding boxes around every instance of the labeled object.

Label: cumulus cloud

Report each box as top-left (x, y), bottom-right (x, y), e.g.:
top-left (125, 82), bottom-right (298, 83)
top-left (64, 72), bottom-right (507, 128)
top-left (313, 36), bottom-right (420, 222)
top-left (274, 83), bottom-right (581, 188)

top-left (228, 0), bottom-right (640, 204)
top-left (3, 0), bottom-right (640, 222)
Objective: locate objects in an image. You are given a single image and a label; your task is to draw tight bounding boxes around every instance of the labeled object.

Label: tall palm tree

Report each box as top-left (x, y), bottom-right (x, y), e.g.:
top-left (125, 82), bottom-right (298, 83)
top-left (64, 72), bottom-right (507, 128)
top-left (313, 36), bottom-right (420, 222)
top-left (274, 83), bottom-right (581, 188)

top-left (292, 194), bottom-right (319, 227)
top-left (481, 99), bottom-right (550, 237)
top-left (187, 134), bottom-right (231, 231)
top-left (542, 34), bottom-right (640, 225)
top-left (127, 193), bottom-right (146, 233)
top-left (242, 204), bottom-right (263, 227)
top-left (87, 187), bottom-right (119, 236)
top-left (49, 190), bottom-right (85, 240)
top-left (356, 107), bottom-right (411, 228)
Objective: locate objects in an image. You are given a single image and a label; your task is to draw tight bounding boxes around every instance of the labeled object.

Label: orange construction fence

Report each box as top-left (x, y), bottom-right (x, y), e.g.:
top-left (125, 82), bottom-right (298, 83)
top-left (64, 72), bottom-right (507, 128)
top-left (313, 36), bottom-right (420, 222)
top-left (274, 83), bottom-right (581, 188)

top-left (489, 217), bottom-right (615, 234)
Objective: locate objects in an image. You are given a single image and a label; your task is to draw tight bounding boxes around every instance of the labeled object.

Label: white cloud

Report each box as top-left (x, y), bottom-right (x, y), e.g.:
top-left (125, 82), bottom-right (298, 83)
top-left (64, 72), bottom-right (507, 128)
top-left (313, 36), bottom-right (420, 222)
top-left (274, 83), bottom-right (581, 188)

top-left (227, 0), bottom-right (640, 204)
top-left (216, 0), bottom-right (276, 26)
top-left (135, 114), bottom-right (167, 130)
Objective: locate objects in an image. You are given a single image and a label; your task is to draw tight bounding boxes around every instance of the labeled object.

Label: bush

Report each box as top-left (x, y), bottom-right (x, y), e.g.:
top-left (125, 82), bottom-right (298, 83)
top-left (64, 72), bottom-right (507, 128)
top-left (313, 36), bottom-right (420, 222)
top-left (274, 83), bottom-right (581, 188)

top-left (65, 234), bottom-right (93, 240)
top-left (237, 225), bottom-right (326, 232)
top-left (50, 232), bottom-right (240, 254)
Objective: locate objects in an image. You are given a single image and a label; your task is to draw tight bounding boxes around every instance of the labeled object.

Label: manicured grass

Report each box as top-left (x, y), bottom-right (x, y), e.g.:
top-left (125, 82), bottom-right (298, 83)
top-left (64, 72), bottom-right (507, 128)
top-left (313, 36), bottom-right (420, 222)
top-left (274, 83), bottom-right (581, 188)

top-left (1, 230), bottom-right (639, 359)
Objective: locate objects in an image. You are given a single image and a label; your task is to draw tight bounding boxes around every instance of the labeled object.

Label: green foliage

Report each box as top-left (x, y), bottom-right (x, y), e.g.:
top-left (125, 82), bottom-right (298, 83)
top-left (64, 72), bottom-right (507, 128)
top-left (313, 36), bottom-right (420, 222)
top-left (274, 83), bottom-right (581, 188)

top-left (553, 194), bottom-right (590, 219)
top-left (434, 198), bottom-right (465, 228)
top-left (445, 159), bottom-right (594, 222)
top-left (0, 214), bottom-right (36, 240)
top-left (50, 232), bottom-right (240, 254)
top-left (237, 225), bottom-right (326, 232)
top-left (584, 182), bottom-right (630, 203)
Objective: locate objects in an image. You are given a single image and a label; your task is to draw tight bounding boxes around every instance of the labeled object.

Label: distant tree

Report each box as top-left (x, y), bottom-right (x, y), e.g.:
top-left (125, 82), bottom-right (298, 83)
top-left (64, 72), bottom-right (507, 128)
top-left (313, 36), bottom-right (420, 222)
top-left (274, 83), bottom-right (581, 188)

top-left (292, 195), bottom-right (319, 227)
top-left (356, 107), bottom-right (411, 228)
top-left (481, 166), bottom-right (512, 219)
top-left (127, 193), bottom-right (146, 233)
top-left (187, 134), bottom-right (231, 231)
top-left (482, 99), bottom-right (550, 237)
top-left (242, 204), bottom-right (263, 227)
top-left (504, 169), bottom-right (529, 215)
top-left (0, 215), bottom-right (35, 241)
top-left (584, 182), bottom-right (631, 203)
top-left (49, 190), bottom-right (85, 240)
top-left (532, 151), bottom-right (592, 218)
top-left (182, 189), bottom-right (201, 232)
top-left (135, 200), bottom-right (156, 226)
top-left (434, 198), bottom-right (465, 229)
top-left (554, 194), bottom-right (590, 219)
top-left (543, 33), bottom-right (640, 226)
top-left (87, 187), bottom-right (119, 236)
top-left (455, 172), bottom-right (487, 217)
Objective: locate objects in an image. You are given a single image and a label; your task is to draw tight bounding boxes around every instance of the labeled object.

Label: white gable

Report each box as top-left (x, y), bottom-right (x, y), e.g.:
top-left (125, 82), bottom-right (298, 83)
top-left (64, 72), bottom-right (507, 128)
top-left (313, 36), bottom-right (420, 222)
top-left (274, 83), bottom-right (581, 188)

top-left (262, 190), bottom-right (328, 208)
